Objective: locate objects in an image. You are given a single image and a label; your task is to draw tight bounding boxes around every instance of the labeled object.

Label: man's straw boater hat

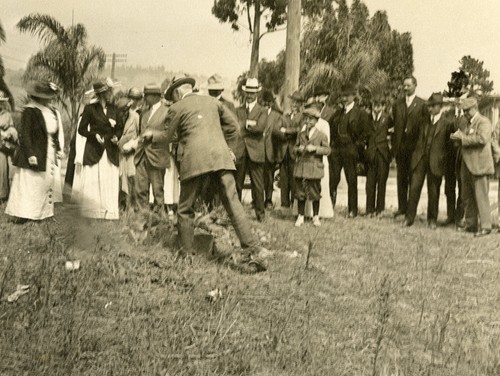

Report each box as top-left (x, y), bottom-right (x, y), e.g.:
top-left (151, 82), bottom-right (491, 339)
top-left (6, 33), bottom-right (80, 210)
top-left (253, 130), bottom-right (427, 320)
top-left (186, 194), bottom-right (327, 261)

top-left (242, 77), bottom-right (262, 93)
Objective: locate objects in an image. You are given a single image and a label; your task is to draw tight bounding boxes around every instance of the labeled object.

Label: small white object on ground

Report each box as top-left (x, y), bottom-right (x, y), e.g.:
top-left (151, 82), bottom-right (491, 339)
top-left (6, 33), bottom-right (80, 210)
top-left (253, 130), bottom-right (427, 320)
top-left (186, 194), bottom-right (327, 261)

top-left (7, 284), bottom-right (30, 303)
top-left (65, 260), bottom-right (81, 271)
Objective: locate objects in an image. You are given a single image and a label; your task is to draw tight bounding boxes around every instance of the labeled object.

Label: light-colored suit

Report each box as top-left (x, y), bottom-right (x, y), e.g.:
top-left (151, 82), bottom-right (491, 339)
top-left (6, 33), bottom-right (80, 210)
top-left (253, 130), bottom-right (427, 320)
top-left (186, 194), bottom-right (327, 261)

top-left (134, 103), bottom-right (170, 209)
top-left (460, 112), bottom-right (494, 230)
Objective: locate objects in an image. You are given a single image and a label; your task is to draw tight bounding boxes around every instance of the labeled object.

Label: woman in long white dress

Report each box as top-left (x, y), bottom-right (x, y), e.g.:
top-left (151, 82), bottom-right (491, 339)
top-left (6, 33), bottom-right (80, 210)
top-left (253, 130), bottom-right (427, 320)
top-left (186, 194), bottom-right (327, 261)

top-left (73, 80), bottom-right (121, 220)
top-left (5, 81), bottom-right (63, 221)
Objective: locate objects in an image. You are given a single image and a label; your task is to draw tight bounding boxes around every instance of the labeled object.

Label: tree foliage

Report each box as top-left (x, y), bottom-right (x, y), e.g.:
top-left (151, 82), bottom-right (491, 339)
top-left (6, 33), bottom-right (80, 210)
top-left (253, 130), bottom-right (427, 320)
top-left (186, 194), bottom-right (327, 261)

top-left (301, 0), bottom-right (414, 104)
top-left (212, 0), bottom-right (329, 78)
top-left (17, 13), bottom-right (106, 139)
top-left (0, 19), bottom-right (15, 110)
top-left (458, 55), bottom-right (494, 96)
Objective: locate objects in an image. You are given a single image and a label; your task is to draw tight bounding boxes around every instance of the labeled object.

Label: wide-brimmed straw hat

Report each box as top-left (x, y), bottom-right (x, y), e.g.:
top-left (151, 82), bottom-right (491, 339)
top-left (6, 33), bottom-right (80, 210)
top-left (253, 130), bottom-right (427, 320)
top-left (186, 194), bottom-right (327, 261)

top-left (26, 81), bottom-right (59, 99)
top-left (207, 74), bottom-right (224, 91)
top-left (164, 74), bottom-right (196, 101)
top-left (242, 77), bottom-right (262, 93)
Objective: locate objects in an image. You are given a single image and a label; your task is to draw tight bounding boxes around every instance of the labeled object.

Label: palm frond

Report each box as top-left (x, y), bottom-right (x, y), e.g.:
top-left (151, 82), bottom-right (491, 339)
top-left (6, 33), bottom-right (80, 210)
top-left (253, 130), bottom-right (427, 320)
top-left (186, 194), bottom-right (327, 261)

top-left (17, 14), bottom-right (68, 45)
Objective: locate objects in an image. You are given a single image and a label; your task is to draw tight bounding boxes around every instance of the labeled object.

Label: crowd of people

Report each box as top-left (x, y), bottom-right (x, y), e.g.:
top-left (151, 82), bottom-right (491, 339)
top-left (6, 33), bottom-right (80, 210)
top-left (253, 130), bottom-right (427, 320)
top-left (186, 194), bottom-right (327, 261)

top-left (1, 73), bottom-right (500, 253)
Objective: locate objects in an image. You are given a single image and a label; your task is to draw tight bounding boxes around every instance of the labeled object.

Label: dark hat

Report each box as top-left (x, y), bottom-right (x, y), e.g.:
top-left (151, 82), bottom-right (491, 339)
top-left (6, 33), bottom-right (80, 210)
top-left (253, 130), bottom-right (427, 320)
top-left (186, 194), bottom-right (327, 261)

top-left (313, 85), bottom-right (330, 97)
top-left (461, 97), bottom-right (478, 110)
top-left (164, 74), bottom-right (196, 101)
top-left (26, 81), bottom-right (59, 99)
top-left (288, 90), bottom-right (305, 102)
top-left (93, 79), bottom-right (112, 94)
top-left (427, 92), bottom-right (444, 106)
top-left (242, 77), bottom-right (262, 93)
top-left (127, 87), bottom-right (143, 100)
top-left (143, 83), bottom-right (162, 96)
top-left (341, 84), bottom-right (357, 95)
top-left (302, 106), bottom-right (321, 119)
top-left (261, 89), bottom-right (275, 103)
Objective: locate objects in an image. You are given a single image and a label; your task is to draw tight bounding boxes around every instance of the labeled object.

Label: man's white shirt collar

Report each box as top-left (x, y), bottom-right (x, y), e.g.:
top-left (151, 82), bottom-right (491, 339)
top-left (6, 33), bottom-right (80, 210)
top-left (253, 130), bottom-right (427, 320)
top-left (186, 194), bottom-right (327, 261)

top-left (406, 94), bottom-right (416, 107)
top-left (247, 100), bottom-right (257, 113)
top-left (345, 102), bottom-right (355, 114)
top-left (372, 112), bottom-right (381, 122)
top-left (148, 101), bottom-right (161, 121)
top-left (432, 111), bottom-right (442, 124)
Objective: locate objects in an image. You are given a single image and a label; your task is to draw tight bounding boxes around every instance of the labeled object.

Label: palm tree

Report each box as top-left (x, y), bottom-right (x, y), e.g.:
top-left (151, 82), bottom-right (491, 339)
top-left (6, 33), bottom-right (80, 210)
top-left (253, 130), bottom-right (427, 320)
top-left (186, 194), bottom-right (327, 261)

top-left (17, 14), bottom-right (106, 139)
top-left (0, 20), bottom-right (15, 110)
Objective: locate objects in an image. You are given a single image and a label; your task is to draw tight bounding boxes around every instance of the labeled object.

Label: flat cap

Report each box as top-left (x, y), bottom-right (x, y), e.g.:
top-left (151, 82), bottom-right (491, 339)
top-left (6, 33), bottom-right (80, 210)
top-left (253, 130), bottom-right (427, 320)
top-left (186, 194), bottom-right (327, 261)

top-left (461, 97), bottom-right (478, 110)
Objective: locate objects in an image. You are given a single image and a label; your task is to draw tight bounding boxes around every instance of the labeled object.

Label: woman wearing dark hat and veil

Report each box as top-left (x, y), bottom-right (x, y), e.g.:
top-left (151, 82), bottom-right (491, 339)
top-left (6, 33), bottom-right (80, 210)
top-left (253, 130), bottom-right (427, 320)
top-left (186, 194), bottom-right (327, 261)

top-left (72, 79), bottom-right (122, 219)
top-left (5, 81), bottom-right (64, 221)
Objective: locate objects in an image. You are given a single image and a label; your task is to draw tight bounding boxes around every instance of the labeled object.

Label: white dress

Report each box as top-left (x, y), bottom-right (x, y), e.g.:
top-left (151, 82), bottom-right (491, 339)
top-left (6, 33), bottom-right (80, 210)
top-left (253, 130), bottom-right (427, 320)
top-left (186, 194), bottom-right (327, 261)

top-left (293, 118), bottom-right (334, 218)
top-left (149, 152), bottom-right (180, 207)
top-left (5, 103), bottom-right (61, 220)
top-left (71, 111), bottom-right (119, 220)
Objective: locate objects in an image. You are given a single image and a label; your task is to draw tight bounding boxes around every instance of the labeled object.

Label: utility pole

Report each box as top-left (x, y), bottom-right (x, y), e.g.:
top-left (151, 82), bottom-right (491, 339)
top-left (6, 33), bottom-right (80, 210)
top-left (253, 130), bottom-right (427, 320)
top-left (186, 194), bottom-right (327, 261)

top-left (283, 0), bottom-right (301, 113)
top-left (106, 53), bottom-right (127, 79)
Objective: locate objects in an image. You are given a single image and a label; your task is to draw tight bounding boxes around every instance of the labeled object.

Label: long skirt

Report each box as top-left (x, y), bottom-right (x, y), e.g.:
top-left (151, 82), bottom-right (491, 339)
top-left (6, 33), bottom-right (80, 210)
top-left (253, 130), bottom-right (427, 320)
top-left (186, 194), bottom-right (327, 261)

top-left (5, 143), bottom-right (58, 220)
top-left (74, 151), bottom-right (119, 220)
top-left (149, 156), bottom-right (180, 205)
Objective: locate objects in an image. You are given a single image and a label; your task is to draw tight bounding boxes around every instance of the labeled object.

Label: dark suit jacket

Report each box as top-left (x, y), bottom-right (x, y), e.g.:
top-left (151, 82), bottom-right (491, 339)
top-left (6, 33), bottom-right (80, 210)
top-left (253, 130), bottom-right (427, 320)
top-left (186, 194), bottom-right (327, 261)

top-left (264, 108), bottom-right (285, 163)
top-left (78, 102), bottom-right (123, 166)
top-left (220, 97), bottom-right (237, 115)
top-left (13, 106), bottom-right (61, 171)
top-left (411, 113), bottom-right (454, 176)
top-left (392, 96), bottom-right (429, 158)
top-left (164, 93), bottom-right (239, 181)
top-left (293, 126), bottom-right (331, 179)
top-left (366, 112), bottom-right (392, 164)
top-left (135, 103), bottom-right (170, 169)
top-left (320, 104), bottom-right (336, 128)
top-left (331, 104), bottom-right (369, 160)
top-left (236, 102), bottom-right (268, 163)
top-left (219, 97), bottom-right (245, 163)
top-left (278, 111), bottom-right (302, 161)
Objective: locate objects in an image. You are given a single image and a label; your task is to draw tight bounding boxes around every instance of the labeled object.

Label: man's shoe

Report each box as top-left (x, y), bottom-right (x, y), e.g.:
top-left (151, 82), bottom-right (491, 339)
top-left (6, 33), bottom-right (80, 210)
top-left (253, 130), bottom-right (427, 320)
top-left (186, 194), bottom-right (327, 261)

top-left (312, 215), bottom-right (321, 227)
top-left (295, 215), bottom-right (304, 227)
top-left (456, 225), bottom-right (477, 233)
top-left (474, 229), bottom-right (491, 237)
top-left (402, 218), bottom-right (413, 227)
top-left (256, 214), bottom-right (265, 223)
top-left (428, 220), bottom-right (437, 230)
top-left (348, 211), bottom-right (357, 219)
top-left (441, 217), bottom-right (455, 226)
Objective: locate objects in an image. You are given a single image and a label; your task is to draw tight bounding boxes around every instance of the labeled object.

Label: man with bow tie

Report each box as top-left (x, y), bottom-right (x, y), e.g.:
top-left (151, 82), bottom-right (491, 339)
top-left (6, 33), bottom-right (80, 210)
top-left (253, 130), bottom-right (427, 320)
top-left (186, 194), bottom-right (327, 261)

top-left (392, 76), bottom-right (429, 218)
top-left (451, 97), bottom-right (494, 237)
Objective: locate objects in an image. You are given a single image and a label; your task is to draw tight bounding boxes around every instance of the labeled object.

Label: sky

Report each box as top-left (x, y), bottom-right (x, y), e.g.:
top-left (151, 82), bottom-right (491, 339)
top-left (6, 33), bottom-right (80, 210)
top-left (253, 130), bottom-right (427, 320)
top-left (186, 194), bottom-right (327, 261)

top-left (2, 0), bottom-right (500, 97)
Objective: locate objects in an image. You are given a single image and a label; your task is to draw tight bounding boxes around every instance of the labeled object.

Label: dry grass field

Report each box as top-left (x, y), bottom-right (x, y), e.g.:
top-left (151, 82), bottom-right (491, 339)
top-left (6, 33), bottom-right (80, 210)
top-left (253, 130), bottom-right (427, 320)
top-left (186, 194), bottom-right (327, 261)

top-left (1, 184), bottom-right (500, 375)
